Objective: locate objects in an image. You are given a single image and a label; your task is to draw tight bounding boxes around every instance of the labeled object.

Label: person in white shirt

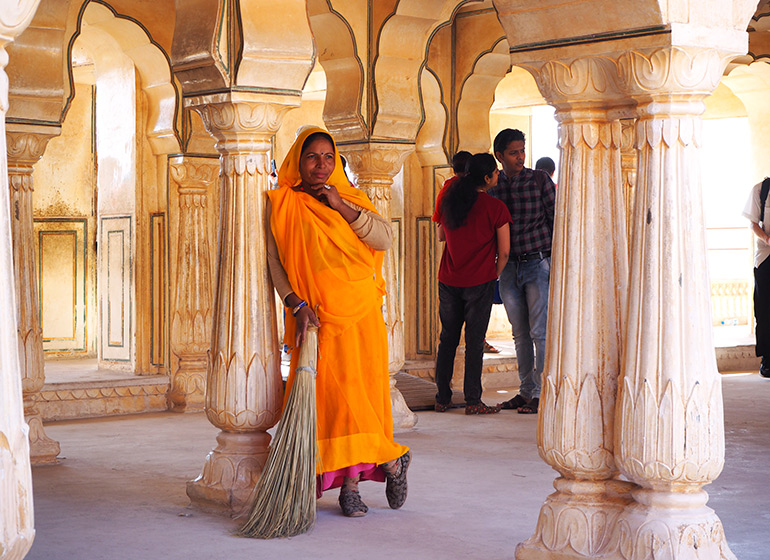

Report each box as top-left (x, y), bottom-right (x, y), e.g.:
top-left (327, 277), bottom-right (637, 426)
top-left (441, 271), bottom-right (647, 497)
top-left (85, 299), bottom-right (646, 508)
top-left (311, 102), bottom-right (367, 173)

top-left (743, 177), bottom-right (770, 378)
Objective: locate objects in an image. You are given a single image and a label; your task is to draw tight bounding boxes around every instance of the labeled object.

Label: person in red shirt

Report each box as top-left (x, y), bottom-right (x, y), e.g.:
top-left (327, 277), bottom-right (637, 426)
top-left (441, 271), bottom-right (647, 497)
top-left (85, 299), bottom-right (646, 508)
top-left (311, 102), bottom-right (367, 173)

top-left (434, 153), bottom-right (512, 414)
top-left (434, 151), bottom-right (502, 354)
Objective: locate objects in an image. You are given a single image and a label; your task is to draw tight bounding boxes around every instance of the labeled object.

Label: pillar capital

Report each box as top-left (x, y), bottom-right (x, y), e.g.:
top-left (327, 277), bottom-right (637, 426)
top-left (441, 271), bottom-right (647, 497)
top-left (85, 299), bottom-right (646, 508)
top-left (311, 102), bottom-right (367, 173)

top-left (169, 156), bottom-right (219, 192)
top-left (617, 46), bottom-right (738, 106)
top-left (6, 123), bottom-right (60, 168)
top-left (339, 141), bottom-right (414, 187)
top-left (187, 93), bottom-right (301, 155)
top-left (518, 54), bottom-right (626, 111)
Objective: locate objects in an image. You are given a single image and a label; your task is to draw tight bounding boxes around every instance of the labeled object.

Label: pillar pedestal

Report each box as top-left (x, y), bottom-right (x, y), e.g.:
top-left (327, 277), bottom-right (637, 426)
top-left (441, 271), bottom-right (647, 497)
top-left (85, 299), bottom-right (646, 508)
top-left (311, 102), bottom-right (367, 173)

top-left (186, 431), bottom-right (271, 514)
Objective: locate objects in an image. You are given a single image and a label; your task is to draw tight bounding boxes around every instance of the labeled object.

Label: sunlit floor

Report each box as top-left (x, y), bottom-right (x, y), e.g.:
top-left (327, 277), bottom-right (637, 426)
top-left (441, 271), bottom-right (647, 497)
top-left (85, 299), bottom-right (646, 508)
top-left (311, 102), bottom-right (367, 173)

top-left (25, 373), bottom-right (770, 560)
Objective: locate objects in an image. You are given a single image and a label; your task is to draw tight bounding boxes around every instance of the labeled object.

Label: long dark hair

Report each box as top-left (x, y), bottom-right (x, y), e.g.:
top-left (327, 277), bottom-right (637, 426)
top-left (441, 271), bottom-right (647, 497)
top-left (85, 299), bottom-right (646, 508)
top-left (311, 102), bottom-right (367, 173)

top-left (441, 153), bottom-right (497, 230)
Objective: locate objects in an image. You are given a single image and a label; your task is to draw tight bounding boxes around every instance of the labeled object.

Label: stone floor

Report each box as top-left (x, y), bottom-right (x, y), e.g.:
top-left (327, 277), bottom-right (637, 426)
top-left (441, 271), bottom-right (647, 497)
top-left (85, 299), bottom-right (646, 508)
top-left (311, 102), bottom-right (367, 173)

top-left (25, 372), bottom-right (770, 560)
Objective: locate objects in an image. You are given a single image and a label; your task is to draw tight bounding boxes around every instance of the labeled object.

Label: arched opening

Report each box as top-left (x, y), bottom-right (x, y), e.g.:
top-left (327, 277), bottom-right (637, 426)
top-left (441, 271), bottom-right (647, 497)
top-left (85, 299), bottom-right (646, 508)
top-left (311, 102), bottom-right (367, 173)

top-left (32, 2), bottom-right (179, 415)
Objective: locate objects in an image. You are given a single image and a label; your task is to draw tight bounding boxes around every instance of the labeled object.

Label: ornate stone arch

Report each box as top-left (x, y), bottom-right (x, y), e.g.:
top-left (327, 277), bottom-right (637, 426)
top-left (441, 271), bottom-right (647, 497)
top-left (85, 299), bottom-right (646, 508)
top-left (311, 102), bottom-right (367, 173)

top-left (415, 67), bottom-right (448, 167)
top-left (372, 0), bottom-right (476, 140)
top-left (7, 0), bottom-right (177, 129)
top-left (7, 0), bottom-right (83, 125)
top-left (721, 59), bottom-right (770, 180)
top-left (455, 38), bottom-right (510, 154)
top-left (76, 2), bottom-right (179, 154)
top-left (307, 0), bottom-right (367, 142)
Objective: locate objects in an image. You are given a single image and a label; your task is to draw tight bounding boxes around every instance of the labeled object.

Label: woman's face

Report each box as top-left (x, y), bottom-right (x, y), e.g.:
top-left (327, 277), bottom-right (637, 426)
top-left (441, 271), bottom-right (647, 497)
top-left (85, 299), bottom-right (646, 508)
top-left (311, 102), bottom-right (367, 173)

top-left (483, 168), bottom-right (499, 190)
top-left (299, 137), bottom-right (335, 189)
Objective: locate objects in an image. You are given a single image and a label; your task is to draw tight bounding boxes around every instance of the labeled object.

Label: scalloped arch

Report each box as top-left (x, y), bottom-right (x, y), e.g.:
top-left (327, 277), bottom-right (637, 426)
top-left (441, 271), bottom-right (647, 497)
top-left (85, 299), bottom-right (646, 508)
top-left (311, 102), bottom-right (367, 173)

top-left (415, 68), bottom-right (447, 167)
top-left (307, 0), bottom-right (366, 142)
top-left (456, 39), bottom-right (510, 154)
top-left (373, 0), bottom-right (472, 141)
top-left (78, 2), bottom-right (179, 154)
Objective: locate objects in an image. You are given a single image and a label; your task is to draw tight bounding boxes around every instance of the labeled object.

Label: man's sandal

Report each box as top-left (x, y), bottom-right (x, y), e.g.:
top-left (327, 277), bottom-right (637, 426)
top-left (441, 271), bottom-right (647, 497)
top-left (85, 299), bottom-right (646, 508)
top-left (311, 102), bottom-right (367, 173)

top-left (518, 397), bottom-right (539, 414)
top-left (385, 451), bottom-right (411, 509)
top-left (339, 488), bottom-right (368, 517)
top-left (483, 341), bottom-right (501, 353)
top-left (498, 394), bottom-right (527, 410)
top-left (434, 401), bottom-right (451, 412)
top-left (465, 402), bottom-right (501, 415)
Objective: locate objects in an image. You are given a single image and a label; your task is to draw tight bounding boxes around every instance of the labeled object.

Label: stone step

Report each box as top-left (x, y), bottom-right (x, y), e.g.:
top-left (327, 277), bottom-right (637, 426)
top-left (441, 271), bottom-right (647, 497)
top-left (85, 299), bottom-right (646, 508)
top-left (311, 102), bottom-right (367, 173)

top-left (39, 375), bottom-right (170, 422)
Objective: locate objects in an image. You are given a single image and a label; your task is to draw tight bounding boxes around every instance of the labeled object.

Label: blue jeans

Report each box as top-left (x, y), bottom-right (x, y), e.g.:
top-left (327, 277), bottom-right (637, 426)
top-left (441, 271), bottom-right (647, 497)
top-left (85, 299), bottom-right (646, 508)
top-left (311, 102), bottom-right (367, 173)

top-left (435, 280), bottom-right (496, 406)
top-left (498, 257), bottom-right (550, 399)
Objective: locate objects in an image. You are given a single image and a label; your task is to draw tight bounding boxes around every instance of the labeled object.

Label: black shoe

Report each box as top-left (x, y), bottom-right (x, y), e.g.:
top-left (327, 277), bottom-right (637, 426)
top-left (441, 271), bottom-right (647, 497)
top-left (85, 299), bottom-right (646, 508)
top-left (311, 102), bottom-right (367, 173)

top-left (385, 451), bottom-right (411, 509)
top-left (761, 359), bottom-right (770, 378)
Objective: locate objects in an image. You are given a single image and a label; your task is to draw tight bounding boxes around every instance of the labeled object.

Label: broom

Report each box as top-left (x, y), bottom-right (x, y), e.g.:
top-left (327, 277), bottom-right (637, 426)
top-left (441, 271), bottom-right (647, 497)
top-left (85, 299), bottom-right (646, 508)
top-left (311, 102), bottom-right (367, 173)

top-left (238, 325), bottom-right (319, 539)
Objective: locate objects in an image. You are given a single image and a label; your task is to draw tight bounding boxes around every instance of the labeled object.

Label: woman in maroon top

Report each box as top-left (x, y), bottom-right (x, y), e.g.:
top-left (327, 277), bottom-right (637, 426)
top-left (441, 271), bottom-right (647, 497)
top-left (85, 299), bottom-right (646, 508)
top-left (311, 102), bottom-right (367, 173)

top-left (434, 153), bottom-right (512, 414)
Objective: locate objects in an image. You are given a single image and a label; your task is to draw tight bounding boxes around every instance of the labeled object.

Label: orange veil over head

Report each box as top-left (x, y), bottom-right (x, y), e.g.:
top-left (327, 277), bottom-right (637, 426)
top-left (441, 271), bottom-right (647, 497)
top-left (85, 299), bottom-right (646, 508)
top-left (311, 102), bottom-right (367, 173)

top-left (267, 126), bottom-right (386, 345)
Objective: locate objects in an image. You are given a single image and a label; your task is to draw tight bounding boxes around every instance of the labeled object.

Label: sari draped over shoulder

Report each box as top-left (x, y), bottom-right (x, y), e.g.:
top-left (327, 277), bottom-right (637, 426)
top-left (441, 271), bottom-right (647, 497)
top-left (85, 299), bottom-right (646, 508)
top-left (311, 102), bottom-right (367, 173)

top-left (267, 126), bottom-right (408, 493)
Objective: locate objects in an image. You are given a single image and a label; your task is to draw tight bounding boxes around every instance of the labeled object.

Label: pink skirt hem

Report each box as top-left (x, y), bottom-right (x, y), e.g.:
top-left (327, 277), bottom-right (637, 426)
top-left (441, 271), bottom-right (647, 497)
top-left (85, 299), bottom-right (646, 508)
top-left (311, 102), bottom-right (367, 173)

top-left (316, 463), bottom-right (386, 498)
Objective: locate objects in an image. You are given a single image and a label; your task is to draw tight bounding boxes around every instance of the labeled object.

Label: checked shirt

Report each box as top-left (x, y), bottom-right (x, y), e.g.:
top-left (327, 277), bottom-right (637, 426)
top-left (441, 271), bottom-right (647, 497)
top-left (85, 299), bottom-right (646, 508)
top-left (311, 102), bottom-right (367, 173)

top-left (488, 167), bottom-right (556, 256)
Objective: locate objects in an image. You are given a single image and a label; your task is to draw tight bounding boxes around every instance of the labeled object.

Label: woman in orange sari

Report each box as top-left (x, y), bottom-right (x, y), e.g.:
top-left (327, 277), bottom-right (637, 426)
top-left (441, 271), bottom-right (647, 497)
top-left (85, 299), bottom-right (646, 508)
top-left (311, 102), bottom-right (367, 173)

top-left (266, 126), bottom-right (411, 518)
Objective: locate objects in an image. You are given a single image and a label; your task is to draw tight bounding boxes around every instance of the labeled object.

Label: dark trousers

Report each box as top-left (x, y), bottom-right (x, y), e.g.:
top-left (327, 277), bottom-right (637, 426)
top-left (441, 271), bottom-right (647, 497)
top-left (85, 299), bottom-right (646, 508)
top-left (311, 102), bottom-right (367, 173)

top-left (435, 280), bottom-right (496, 406)
top-left (755, 258), bottom-right (770, 358)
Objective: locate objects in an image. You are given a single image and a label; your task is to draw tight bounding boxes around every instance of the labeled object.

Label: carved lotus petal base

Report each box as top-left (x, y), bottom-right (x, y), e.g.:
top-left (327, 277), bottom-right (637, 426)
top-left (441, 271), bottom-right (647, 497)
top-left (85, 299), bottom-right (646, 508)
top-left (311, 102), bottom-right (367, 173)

top-left (169, 356), bottom-right (206, 413)
top-left (186, 430), bottom-right (270, 515)
top-left (27, 414), bottom-right (61, 465)
top-left (516, 478), bottom-right (635, 560)
top-left (390, 376), bottom-right (417, 430)
top-left (612, 489), bottom-right (736, 560)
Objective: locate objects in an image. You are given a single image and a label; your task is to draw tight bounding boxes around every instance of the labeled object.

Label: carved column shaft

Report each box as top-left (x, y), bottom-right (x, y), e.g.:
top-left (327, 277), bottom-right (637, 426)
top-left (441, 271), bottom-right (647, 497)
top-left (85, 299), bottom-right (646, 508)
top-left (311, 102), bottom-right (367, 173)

top-left (0, 1), bottom-right (42, 555)
top-left (6, 126), bottom-right (61, 466)
top-left (613, 47), bottom-right (737, 560)
top-left (515, 57), bottom-right (634, 560)
top-left (168, 158), bottom-right (218, 412)
top-left (341, 142), bottom-right (417, 430)
top-left (620, 118), bottom-right (637, 245)
top-left (185, 98), bottom-right (295, 513)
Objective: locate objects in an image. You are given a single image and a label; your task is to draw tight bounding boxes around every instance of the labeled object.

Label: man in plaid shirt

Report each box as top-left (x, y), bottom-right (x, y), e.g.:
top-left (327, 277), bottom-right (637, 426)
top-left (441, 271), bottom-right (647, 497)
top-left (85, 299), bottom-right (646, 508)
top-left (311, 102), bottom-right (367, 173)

top-left (488, 129), bottom-right (556, 414)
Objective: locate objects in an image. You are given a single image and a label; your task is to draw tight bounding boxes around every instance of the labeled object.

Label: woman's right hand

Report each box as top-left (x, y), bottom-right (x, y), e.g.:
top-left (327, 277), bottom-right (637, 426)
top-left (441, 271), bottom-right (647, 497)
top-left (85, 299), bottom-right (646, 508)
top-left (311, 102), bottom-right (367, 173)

top-left (294, 305), bottom-right (321, 347)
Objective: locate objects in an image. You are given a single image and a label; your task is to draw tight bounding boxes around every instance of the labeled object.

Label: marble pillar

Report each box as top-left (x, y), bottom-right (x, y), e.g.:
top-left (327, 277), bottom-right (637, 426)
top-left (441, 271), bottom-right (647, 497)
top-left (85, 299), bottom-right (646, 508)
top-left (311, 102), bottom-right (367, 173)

top-left (612, 46), bottom-right (738, 560)
top-left (6, 124), bottom-right (61, 465)
top-left (0, 0), bottom-right (42, 556)
top-left (342, 142), bottom-right (418, 430)
top-left (514, 56), bottom-right (634, 560)
top-left (185, 96), bottom-right (296, 513)
top-left (168, 158), bottom-right (218, 413)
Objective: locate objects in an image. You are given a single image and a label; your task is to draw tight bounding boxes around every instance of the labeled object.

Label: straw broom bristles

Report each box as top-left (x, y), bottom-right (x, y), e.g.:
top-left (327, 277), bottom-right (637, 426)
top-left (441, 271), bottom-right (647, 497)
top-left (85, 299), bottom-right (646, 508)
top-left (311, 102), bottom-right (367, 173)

top-left (238, 325), bottom-right (319, 539)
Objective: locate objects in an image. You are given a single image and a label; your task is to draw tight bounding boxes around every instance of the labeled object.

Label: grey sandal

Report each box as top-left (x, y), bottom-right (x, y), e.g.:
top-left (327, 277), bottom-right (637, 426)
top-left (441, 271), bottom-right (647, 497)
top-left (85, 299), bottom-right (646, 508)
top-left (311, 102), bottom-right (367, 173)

top-left (385, 451), bottom-right (411, 510)
top-left (339, 489), bottom-right (368, 517)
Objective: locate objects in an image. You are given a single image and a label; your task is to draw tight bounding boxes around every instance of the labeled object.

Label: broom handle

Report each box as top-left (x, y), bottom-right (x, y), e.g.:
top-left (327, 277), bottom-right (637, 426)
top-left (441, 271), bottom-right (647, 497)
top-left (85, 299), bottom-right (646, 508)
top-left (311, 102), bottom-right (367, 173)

top-left (296, 325), bottom-right (319, 377)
